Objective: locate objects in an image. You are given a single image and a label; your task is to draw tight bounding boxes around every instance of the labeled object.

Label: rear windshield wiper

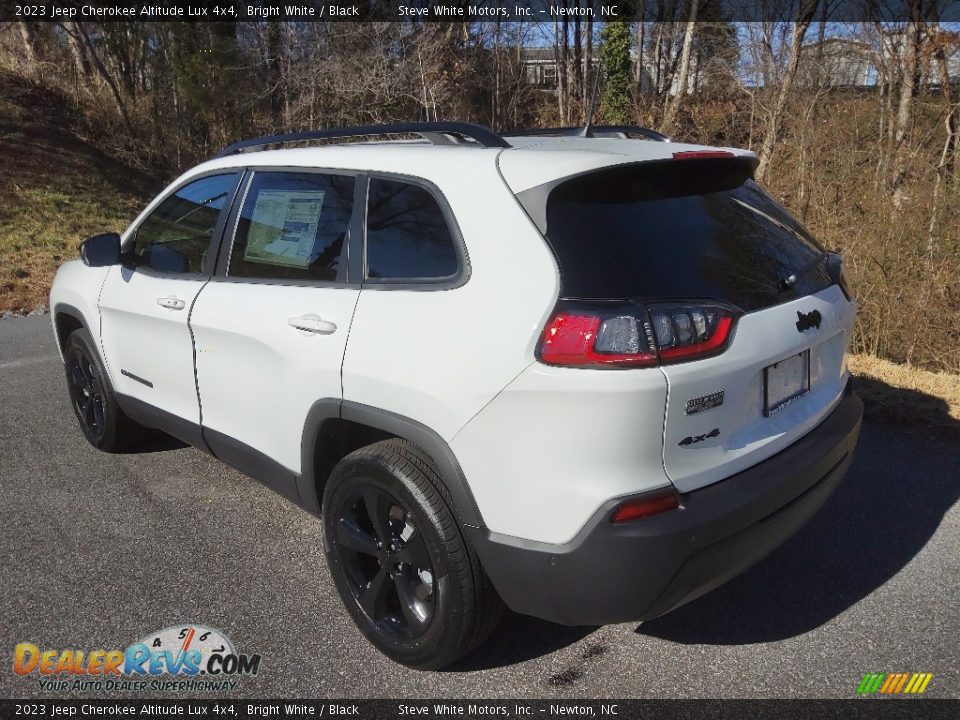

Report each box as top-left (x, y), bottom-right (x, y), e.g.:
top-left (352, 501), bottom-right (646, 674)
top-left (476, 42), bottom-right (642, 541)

top-left (730, 197), bottom-right (830, 293)
top-left (779, 251), bottom-right (830, 292)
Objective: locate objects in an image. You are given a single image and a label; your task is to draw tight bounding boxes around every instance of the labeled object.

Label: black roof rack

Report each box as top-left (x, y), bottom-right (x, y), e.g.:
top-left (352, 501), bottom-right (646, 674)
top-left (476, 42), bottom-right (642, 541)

top-left (503, 125), bottom-right (671, 142)
top-left (214, 121), bottom-right (510, 158)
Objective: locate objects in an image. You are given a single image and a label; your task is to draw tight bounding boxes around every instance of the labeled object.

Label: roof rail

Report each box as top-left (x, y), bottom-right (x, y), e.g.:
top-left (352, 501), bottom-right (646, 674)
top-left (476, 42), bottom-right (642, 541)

top-left (214, 122), bottom-right (510, 157)
top-left (503, 125), bottom-right (671, 142)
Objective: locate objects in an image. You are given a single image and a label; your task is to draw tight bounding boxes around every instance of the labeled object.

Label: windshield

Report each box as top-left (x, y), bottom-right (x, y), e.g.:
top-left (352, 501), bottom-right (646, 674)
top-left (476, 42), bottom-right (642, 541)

top-left (540, 160), bottom-right (832, 312)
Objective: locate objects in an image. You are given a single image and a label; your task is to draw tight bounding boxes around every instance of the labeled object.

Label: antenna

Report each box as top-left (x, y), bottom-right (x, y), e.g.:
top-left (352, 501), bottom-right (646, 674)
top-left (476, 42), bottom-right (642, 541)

top-left (580, 62), bottom-right (603, 138)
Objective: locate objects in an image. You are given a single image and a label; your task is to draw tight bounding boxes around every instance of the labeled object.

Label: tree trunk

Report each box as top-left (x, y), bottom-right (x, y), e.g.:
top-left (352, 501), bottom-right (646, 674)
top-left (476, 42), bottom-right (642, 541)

top-left (266, 22), bottom-right (284, 130)
top-left (755, 3), bottom-right (818, 183)
top-left (63, 21), bottom-right (91, 79)
top-left (561, 16), bottom-right (570, 123)
top-left (653, 21), bottom-right (664, 95)
top-left (635, 15), bottom-right (645, 87)
top-left (890, 8), bottom-right (924, 205)
top-left (584, 17), bottom-right (593, 121)
top-left (76, 21), bottom-right (136, 136)
top-left (17, 22), bottom-right (38, 67)
top-left (573, 16), bottom-right (583, 122)
top-left (925, 47), bottom-right (959, 259)
top-left (660, 0), bottom-right (698, 134)
top-left (553, 17), bottom-right (566, 124)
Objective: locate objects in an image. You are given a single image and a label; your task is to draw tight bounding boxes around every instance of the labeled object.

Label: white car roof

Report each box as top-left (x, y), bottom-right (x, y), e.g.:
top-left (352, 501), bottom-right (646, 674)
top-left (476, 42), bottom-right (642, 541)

top-left (178, 135), bottom-right (756, 195)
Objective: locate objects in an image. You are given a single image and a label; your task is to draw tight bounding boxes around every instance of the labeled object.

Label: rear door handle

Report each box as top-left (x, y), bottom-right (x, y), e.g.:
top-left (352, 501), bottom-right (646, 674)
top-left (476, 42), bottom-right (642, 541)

top-left (288, 314), bottom-right (337, 335)
top-left (157, 296), bottom-right (186, 310)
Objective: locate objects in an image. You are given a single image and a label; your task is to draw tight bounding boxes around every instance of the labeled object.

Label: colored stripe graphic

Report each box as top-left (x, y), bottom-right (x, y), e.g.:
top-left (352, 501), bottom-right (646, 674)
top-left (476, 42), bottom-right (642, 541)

top-left (907, 673), bottom-right (934, 694)
top-left (857, 673), bottom-right (886, 694)
top-left (858, 672), bottom-right (933, 694)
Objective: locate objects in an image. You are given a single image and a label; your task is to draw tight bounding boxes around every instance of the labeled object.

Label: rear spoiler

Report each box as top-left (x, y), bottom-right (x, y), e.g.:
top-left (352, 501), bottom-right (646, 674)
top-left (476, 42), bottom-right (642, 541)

top-left (514, 155), bottom-right (759, 235)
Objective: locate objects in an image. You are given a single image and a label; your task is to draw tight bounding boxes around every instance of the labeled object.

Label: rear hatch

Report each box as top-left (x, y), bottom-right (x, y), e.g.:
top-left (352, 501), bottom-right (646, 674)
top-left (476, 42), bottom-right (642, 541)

top-left (522, 155), bottom-right (856, 493)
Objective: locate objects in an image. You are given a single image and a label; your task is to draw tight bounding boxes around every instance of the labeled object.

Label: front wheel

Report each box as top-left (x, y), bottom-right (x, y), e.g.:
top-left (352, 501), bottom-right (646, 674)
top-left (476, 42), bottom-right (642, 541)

top-left (63, 328), bottom-right (140, 451)
top-left (322, 439), bottom-right (502, 669)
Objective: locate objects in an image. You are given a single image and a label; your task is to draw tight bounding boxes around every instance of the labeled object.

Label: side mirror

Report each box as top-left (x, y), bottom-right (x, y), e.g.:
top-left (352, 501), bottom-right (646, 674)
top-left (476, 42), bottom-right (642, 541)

top-left (80, 233), bottom-right (121, 267)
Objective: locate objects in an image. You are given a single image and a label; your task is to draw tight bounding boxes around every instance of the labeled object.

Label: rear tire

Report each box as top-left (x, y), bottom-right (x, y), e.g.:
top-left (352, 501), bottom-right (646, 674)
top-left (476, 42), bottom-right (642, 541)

top-left (322, 438), bottom-right (502, 669)
top-left (63, 328), bottom-right (141, 452)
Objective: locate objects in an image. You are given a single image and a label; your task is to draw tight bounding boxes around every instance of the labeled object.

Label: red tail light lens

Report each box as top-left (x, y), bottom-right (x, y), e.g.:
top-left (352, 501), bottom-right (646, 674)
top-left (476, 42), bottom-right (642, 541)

top-left (611, 490), bottom-right (681, 522)
top-left (539, 309), bottom-right (658, 368)
top-left (538, 301), bottom-right (737, 369)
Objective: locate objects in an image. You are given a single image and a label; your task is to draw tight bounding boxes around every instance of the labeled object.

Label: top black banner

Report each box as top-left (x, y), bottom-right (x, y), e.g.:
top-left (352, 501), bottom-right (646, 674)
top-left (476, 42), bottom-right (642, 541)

top-left (6, 0), bottom-right (960, 23)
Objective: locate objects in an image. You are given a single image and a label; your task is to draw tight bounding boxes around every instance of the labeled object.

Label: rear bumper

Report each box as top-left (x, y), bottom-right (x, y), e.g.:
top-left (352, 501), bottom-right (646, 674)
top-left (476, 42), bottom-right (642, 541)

top-left (468, 381), bottom-right (863, 626)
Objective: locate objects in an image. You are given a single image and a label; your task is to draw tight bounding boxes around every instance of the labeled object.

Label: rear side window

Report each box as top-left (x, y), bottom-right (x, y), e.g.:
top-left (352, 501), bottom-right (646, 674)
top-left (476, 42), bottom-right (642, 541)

top-left (228, 171), bottom-right (354, 282)
top-left (365, 178), bottom-right (458, 281)
top-left (541, 160), bottom-right (831, 312)
top-left (133, 173), bottom-right (238, 274)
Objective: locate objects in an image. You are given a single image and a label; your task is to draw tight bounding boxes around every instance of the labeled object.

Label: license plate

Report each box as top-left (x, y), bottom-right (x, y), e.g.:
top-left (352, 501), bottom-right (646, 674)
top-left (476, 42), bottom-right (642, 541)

top-left (764, 350), bottom-right (810, 416)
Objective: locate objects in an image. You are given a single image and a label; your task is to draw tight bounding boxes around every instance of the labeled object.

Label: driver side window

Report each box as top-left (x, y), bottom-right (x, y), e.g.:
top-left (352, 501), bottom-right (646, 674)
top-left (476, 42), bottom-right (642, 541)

top-left (132, 173), bottom-right (238, 274)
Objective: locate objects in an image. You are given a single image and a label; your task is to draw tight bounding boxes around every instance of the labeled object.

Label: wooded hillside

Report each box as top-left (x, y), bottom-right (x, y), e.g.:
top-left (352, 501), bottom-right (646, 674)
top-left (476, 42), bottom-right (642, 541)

top-left (1, 11), bottom-right (958, 371)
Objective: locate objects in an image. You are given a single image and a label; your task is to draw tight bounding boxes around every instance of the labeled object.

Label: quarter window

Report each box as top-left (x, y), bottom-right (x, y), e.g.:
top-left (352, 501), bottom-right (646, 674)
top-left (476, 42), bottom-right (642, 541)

top-left (228, 172), bottom-right (355, 282)
top-left (365, 179), bottom-right (458, 281)
top-left (132, 173), bottom-right (238, 274)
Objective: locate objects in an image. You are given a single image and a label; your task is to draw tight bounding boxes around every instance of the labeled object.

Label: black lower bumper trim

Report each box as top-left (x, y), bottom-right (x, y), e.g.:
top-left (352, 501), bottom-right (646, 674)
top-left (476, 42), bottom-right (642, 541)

top-left (468, 384), bottom-right (863, 626)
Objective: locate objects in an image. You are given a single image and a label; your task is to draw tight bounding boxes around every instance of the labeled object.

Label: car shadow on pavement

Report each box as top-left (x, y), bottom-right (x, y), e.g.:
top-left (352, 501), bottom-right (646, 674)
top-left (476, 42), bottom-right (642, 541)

top-left (120, 430), bottom-right (189, 454)
top-left (445, 610), bottom-right (597, 672)
top-left (637, 378), bottom-right (959, 645)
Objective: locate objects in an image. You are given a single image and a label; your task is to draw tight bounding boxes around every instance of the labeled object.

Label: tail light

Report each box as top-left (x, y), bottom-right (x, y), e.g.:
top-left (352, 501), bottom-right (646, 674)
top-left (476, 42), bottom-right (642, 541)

top-left (538, 301), bottom-right (737, 369)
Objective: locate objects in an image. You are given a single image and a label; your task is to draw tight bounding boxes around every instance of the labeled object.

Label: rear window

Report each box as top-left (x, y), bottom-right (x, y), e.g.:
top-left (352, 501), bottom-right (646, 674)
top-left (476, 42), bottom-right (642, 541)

top-left (541, 159), bottom-right (832, 311)
top-left (365, 178), bottom-right (459, 281)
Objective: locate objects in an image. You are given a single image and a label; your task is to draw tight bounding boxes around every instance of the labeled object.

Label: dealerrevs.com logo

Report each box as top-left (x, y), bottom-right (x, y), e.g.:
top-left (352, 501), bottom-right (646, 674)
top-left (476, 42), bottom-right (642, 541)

top-left (13, 625), bottom-right (261, 693)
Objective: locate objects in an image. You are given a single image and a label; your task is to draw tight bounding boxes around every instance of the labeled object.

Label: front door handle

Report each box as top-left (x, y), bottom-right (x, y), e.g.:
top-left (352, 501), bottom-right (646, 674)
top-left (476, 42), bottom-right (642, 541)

top-left (157, 296), bottom-right (186, 310)
top-left (288, 314), bottom-right (337, 335)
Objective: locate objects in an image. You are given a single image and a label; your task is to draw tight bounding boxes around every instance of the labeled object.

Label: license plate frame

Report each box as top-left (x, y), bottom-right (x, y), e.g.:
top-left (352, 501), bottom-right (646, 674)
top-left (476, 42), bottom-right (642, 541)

top-left (764, 349), bottom-right (811, 416)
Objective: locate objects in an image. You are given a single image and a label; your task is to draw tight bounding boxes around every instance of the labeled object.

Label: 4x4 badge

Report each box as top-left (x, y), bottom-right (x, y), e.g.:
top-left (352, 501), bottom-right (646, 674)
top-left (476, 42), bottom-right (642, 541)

top-left (796, 309), bottom-right (822, 332)
top-left (678, 428), bottom-right (720, 447)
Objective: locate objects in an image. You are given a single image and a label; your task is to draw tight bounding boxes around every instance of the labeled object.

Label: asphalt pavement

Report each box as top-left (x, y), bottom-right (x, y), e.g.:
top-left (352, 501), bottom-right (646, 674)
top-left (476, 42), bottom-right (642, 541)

top-left (1, 315), bottom-right (957, 699)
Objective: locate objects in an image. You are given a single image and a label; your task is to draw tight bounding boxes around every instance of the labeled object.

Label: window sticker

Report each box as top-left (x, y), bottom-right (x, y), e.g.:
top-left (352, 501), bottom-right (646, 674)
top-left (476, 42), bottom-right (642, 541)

top-left (244, 190), bottom-right (326, 268)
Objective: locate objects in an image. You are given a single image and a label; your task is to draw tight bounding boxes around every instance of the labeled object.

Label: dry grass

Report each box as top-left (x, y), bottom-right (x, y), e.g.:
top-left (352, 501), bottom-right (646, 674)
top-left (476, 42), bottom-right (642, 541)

top-left (849, 354), bottom-right (960, 437)
top-left (0, 73), bottom-right (157, 313)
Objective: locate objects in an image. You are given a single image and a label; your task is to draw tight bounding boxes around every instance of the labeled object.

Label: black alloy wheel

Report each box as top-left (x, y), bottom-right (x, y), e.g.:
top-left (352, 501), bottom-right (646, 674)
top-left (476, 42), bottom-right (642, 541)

top-left (335, 486), bottom-right (436, 640)
top-left (66, 343), bottom-right (107, 442)
top-left (62, 328), bottom-right (141, 452)
top-left (322, 439), bottom-right (503, 669)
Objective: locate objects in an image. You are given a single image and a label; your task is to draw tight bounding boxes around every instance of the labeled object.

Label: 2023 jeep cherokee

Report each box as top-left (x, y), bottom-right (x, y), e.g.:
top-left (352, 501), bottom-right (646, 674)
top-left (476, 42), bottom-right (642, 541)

top-left (50, 122), bottom-right (862, 669)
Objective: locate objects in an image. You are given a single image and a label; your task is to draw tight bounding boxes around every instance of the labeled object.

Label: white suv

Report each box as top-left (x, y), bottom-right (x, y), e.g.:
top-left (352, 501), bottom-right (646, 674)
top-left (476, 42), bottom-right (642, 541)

top-left (50, 122), bottom-right (862, 669)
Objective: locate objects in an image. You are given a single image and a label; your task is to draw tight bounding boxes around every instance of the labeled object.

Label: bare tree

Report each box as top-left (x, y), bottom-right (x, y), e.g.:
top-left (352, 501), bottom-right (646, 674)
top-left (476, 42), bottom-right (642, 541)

top-left (925, 28), bottom-right (960, 257)
top-left (61, 22), bottom-right (91, 79)
top-left (755, 1), bottom-right (820, 183)
top-left (660, 0), bottom-right (699, 134)
top-left (16, 22), bottom-right (38, 67)
top-left (890, 1), bottom-right (925, 206)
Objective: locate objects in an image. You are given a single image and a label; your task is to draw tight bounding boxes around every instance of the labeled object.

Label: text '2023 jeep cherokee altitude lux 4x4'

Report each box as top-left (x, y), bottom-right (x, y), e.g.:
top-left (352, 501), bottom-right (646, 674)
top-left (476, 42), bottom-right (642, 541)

top-left (50, 122), bottom-right (862, 669)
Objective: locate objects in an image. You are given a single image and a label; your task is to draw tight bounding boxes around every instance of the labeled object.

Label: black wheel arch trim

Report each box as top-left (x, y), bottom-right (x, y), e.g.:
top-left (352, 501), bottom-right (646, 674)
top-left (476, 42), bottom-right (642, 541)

top-left (300, 399), bottom-right (486, 529)
top-left (52, 302), bottom-right (91, 353)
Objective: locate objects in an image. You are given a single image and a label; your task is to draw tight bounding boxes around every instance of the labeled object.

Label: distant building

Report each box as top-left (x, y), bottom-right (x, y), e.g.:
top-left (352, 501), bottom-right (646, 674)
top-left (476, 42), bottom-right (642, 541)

top-left (521, 47), bottom-right (699, 95)
top-left (522, 47), bottom-right (605, 90)
top-left (523, 47), bottom-right (563, 88)
top-left (797, 34), bottom-right (960, 89)
top-left (797, 38), bottom-right (878, 87)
